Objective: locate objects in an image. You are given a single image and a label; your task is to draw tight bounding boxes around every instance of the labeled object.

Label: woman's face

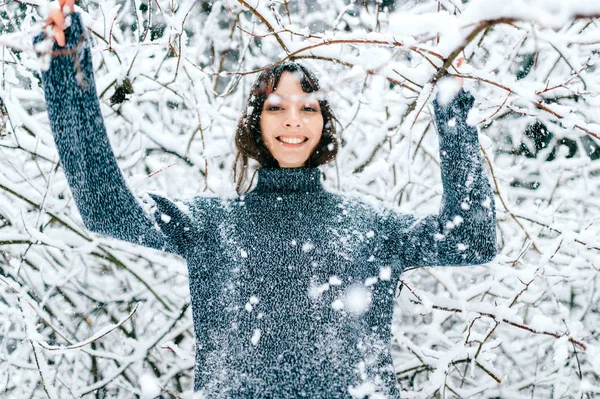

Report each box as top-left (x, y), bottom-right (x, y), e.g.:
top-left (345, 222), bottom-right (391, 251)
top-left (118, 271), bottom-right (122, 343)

top-left (260, 71), bottom-right (324, 168)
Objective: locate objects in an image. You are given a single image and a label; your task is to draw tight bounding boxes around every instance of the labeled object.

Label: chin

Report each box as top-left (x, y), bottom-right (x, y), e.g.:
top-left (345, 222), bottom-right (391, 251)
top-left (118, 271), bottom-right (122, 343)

top-left (275, 157), bottom-right (310, 168)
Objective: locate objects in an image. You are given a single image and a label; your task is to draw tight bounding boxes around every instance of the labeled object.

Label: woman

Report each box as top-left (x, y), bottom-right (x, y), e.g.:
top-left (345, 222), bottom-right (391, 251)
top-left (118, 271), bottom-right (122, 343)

top-left (39, 3), bottom-right (496, 398)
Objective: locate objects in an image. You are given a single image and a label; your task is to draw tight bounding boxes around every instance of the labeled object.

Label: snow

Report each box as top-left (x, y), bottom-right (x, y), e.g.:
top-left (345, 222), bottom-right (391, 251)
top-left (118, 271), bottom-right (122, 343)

top-left (552, 336), bottom-right (570, 368)
top-left (345, 285), bottom-right (372, 315)
top-left (379, 267), bottom-right (392, 281)
top-left (331, 299), bottom-right (344, 311)
top-left (481, 196), bottom-right (492, 209)
top-left (139, 373), bottom-right (161, 399)
top-left (309, 282), bottom-right (330, 300)
top-left (301, 242), bottom-right (315, 252)
top-left (329, 275), bottom-right (343, 285)
top-left (365, 276), bottom-right (378, 287)
top-left (250, 329), bottom-right (261, 346)
top-left (348, 381), bottom-right (383, 398)
top-left (436, 78), bottom-right (463, 107)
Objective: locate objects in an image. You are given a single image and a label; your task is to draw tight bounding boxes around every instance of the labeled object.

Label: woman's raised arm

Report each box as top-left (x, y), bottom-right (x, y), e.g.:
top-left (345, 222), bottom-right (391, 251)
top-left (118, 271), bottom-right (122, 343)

top-left (34, 12), bottom-right (183, 256)
top-left (383, 87), bottom-right (497, 268)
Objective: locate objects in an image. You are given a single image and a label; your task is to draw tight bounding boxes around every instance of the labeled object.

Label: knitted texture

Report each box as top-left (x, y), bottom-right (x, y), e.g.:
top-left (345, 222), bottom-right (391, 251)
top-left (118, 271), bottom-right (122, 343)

top-left (36, 14), bottom-right (496, 398)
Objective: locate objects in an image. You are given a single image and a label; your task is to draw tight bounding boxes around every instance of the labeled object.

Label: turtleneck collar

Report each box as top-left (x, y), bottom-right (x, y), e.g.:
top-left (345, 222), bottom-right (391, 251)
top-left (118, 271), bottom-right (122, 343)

top-left (252, 167), bottom-right (323, 193)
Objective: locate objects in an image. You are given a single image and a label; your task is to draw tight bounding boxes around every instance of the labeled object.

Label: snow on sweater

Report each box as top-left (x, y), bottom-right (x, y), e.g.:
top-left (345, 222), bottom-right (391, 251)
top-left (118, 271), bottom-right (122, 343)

top-left (36, 13), bottom-right (496, 398)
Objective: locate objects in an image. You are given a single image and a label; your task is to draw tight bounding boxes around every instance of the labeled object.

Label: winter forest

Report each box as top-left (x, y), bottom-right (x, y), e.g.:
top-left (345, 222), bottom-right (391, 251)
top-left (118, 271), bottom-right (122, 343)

top-left (0, 0), bottom-right (600, 397)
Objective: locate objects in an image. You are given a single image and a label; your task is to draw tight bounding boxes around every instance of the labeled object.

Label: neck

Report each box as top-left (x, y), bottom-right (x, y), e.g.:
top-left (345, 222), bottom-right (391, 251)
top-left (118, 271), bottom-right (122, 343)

top-left (252, 167), bottom-right (323, 193)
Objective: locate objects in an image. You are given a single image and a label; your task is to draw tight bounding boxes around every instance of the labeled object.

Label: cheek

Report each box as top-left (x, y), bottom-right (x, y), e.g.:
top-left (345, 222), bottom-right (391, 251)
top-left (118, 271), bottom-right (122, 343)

top-left (260, 115), bottom-right (276, 137)
top-left (259, 118), bottom-right (269, 142)
top-left (313, 118), bottom-right (324, 140)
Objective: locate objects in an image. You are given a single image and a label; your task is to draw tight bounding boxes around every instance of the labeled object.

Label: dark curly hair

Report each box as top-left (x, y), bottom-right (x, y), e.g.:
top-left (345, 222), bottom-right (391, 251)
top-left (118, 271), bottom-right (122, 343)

top-left (233, 61), bottom-right (338, 194)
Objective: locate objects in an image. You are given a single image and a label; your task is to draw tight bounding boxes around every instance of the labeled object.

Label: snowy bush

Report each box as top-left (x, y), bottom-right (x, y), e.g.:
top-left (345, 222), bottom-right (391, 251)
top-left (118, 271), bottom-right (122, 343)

top-left (0, 0), bottom-right (599, 397)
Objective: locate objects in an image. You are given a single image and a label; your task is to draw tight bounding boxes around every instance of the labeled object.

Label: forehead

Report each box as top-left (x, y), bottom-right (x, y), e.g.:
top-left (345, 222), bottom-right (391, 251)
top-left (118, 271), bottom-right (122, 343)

top-left (266, 71), bottom-right (316, 103)
top-left (274, 71), bottom-right (309, 94)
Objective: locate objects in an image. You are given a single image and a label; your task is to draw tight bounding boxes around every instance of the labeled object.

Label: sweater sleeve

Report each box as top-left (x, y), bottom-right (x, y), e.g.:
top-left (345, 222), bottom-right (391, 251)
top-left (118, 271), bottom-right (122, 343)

top-left (34, 13), bottom-right (182, 256)
top-left (383, 88), bottom-right (497, 268)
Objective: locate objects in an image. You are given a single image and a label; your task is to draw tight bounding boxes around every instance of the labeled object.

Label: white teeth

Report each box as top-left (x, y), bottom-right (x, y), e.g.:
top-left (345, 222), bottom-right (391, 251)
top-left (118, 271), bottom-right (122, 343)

top-left (278, 137), bottom-right (306, 144)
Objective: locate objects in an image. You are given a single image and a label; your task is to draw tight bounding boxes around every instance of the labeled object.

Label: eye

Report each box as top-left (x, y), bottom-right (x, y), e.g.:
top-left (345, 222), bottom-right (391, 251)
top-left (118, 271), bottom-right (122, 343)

top-left (303, 106), bottom-right (318, 112)
top-left (266, 106), bottom-right (281, 111)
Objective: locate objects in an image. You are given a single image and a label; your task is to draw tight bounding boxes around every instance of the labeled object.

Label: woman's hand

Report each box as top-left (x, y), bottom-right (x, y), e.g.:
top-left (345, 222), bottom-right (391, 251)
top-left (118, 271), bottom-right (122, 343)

top-left (454, 57), bottom-right (464, 87)
top-left (435, 57), bottom-right (466, 106)
top-left (45, 0), bottom-right (76, 47)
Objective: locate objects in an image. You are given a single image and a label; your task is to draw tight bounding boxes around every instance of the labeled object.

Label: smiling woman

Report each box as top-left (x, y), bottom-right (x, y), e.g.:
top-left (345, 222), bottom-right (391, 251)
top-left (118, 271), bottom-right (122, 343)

top-left (37, 7), bottom-right (496, 398)
top-left (233, 62), bottom-right (338, 193)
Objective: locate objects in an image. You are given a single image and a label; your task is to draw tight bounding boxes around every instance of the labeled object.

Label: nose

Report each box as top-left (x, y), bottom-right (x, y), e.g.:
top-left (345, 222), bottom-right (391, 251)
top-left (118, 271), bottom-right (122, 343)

top-left (283, 109), bottom-right (302, 128)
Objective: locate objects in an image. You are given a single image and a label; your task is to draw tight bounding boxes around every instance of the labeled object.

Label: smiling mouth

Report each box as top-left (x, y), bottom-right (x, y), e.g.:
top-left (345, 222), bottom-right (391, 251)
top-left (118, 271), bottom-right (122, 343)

top-left (276, 136), bottom-right (308, 144)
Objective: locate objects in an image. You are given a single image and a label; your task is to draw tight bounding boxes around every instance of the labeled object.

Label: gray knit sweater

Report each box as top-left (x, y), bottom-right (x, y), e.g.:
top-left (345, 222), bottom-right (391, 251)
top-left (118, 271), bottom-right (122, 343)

top-left (36, 14), bottom-right (496, 398)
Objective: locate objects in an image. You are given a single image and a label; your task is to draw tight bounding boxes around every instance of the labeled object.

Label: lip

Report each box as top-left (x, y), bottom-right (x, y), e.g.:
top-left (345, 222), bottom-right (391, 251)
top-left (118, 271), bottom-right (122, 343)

top-left (279, 141), bottom-right (306, 148)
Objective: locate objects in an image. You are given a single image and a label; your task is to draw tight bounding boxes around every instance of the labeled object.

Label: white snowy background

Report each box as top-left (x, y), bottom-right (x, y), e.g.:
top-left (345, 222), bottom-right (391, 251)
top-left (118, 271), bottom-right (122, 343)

top-left (1, 0), bottom-right (600, 397)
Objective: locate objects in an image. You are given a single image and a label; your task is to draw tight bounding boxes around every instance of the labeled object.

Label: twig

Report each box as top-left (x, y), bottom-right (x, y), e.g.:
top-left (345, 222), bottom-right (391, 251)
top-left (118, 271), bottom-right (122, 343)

top-left (402, 281), bottom-right (587, 351)
top-left (480, 145), bottom-right (541, 253)
top-left (236, 0), bottom-right (289, 54)
top-left (455, 73), bottom-right (600, 141)
top-left (37, 303), bottom-right (140, 351)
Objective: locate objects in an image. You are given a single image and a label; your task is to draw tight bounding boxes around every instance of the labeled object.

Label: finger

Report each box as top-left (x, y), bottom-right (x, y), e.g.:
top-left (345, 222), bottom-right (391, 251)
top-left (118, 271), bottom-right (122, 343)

top-left (60, 0), bottom-right (75, 13)
top-left (47, 9), bottom-right (66, 29)
top-left (53, 25), bottom-right (66, 47)
top-left (58, 0), bottom-right (75, 13)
